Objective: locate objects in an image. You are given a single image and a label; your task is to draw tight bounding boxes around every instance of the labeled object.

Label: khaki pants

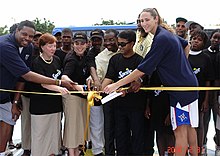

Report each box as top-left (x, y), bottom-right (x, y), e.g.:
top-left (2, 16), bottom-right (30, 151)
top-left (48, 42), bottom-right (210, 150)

top-left (21, 95), bottom-right (31, 150)
top-left (62, 94), bottom-right (87, 148)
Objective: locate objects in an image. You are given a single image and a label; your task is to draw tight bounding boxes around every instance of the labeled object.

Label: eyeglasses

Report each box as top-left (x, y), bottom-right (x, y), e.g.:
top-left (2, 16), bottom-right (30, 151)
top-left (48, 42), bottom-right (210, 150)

top-left (118, 41), bottom-right (131, 47)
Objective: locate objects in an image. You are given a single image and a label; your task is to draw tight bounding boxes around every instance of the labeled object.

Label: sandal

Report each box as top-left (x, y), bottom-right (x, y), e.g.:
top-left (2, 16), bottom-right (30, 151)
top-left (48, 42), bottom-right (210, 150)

top-left (8, 142), bottom-right (15, 149)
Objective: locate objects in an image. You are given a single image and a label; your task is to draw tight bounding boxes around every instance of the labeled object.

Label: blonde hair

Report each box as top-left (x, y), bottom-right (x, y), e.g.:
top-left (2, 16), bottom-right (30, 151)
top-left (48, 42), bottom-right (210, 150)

top-left (160, 23), bottom-right (175, 34)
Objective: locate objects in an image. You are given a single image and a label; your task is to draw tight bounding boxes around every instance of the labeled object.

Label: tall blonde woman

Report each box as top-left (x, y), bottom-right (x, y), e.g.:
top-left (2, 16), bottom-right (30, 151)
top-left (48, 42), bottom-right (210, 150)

top-left (104, 8), bottom-right (199, 156)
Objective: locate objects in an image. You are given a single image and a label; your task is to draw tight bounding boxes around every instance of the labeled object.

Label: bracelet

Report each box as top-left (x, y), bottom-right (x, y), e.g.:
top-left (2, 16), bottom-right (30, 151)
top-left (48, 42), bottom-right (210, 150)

top-left (55, 80), bottom-right (62, 86)
top-left (55, 79), bottom-right (59, 86)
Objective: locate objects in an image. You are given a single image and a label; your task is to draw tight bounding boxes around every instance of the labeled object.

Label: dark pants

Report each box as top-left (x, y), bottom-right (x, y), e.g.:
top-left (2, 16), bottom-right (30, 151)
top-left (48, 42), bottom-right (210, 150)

top-left (144, 118), bottom-right (155, 156)
top-left (203, 91), bottom-right (220, 146)
top-left (114, 108), bottom-right (154, 156)
top-left (103, 101), bottom-right (116, 156)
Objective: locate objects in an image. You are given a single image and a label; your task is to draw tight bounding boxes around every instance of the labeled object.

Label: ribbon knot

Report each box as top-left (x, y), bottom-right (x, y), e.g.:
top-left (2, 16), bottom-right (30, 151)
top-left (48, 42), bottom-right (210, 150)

top-left (87, 91), bottom-right (102, 106)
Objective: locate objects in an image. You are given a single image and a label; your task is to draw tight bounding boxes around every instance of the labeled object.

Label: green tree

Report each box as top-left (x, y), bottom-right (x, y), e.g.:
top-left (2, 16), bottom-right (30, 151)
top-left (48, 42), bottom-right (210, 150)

top-left (0, 25), bottom-right (9, 36)
top-left (94, 19), bottom-right (126, 25)
top-left (32, 18), bottom-right (55, 33)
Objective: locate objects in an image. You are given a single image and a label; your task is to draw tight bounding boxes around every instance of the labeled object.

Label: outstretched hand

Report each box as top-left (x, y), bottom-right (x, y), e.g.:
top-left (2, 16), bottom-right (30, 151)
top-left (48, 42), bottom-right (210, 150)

top-left (86, 78), bottom-right (101, 91)
top-left (103, 83), bottom-right (119, 94)
top-left (59, 87), bottom-right (70, 95)
top-left (61, 80), bottom-right (78, 90)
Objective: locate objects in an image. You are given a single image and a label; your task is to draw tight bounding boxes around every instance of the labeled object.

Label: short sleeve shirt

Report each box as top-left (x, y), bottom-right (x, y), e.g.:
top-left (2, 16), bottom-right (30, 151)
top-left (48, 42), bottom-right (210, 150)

top-left (30, 56), bottom-right (63, 115)
top-left (105, 53), bottom-right (146, 110)
top-left (0, 34), bottom-right (30, 102)
top-left (188, 51), bottom-right (215, 104)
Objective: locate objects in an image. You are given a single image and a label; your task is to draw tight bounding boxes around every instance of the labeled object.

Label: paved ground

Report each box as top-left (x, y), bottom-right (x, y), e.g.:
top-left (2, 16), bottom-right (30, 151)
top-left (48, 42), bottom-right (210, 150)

top-left (8, 114), bottom-right (216, 156)
top-left (5, 147), bottom-right (215, 156)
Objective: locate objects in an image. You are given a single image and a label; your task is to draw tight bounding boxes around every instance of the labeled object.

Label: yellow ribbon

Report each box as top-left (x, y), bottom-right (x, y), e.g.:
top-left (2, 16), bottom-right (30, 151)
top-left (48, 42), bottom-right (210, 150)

top-left (139, 86), bottom-right (220, 91)
top-left (0, 88), bottom-right (85, 95)
top-left (1, 87), bottom-right (220, 96)
top-left (87, 91), bottom-right (102, 106)
top-left (82, 91), bottom-right (102, 153)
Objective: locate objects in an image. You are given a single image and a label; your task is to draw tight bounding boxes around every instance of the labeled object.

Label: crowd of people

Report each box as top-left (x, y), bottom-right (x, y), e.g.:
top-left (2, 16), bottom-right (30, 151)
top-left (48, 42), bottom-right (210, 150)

top-left (0, 7), bottom-right (220, 156)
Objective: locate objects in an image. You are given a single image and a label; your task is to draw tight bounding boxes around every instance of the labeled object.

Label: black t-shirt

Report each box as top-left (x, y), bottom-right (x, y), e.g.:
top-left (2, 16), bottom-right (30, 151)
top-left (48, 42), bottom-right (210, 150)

top-left (105, 53), bottom-right (146, 110)
top-left (30, 55), bottom-right (63, 115)
top-left (63, 51), bottom-right (90, 98)
top-left (203, 48), bottom-right (219, 80)
top-left (86, 46), bottom-right (101, 69)
top-left (188, 52), bottom-right (215, 105)
top-left (55, 48), bottom-right (69, 68)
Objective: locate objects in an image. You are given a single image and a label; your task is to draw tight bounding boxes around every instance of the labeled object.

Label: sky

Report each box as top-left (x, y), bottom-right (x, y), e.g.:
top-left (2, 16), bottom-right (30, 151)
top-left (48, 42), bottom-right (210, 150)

top-left (1, 0), bottom-right (220, 29)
